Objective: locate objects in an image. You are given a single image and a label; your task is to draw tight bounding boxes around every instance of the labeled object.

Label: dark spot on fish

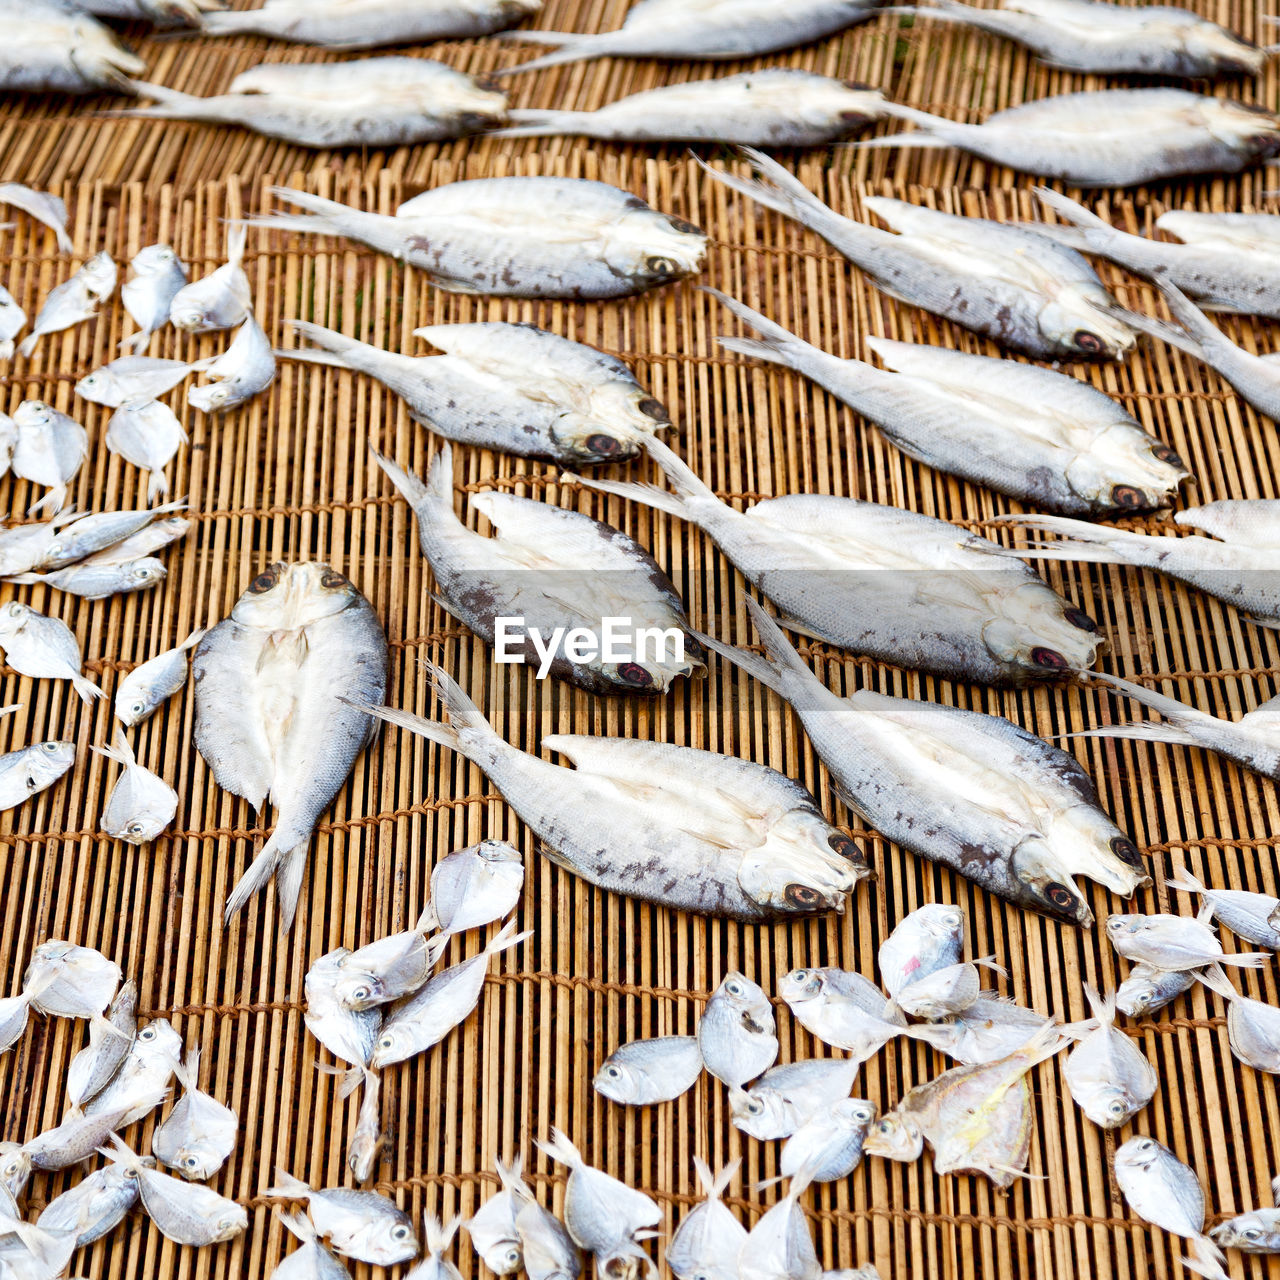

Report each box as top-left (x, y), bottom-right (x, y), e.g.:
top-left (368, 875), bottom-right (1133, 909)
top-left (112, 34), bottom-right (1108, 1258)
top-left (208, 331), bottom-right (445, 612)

top-left (1110, 484), bottom-right (1145, 509)
top-left (1152, 443), bottom-right (1184, 467)
top-left (248, 566), bottom-right (280, 594)
top-left (1110, 836), bottom-right (1145, 870)
top-left (784, 883), bottom-right (824, 910)
top-left (585, 432), bottom-right (622, 458)
top-left (828, 833), bottom-right (864, 864)
top-left (320, 568), bottom-right (348, 590)
top-left (637, 397), bottom-right (668, 421)
top-left (1064, 607), bottom-right (1098, 633)
top-left (1043, 881), bottom-right (1081, 917)
top-left (666, 217), bottom-right (703, 235)
top-left (617, 662), bottom-right (653, 688)
top-left (1031, 647), bottom-right (1068, 670)
top-left (741, 1013), bottom-right (767, 1034)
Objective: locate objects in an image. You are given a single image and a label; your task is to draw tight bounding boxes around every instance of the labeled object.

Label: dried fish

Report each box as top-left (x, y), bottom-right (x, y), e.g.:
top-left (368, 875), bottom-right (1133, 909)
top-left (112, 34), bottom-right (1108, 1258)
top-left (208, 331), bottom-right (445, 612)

top-left (864, 89), bottom-right (1280, 186)
top-left (115, 628), bottom-right (204, 727)
top-left (264, 1170), bottom-right (418, 1266)
top-left (419, 837), bottom-right (524, 953)
top-left (0, 184), bottom-right (73, 254)
top-left (780, 967), bottom-right (913, 1063)
top-left (1115, 963), bottom-right (1198, 1018)
top-left (24, 1106), bottom-right (132, 1171)
top-left (345, 1067), bottom-right (384, 1183)
top-left (890, 958), bottom-right (1005, 1021)
top-left (0, 509), bottom-right (81, 577)
top-left (83, 1017), bottom-right (180, 1125)
top-left (152, 1046), bottom-right (238, 1179)
top-left (497, 72), bottom-right (887, 145)
top-left (768, 1099), bottom-right (877, 1185)
top-left (879, 905), bottom-right (965, 1002)
top-left (65, 980), bottom-right (136, 1110)
top-left (285, 322), bottom-right (670, 463)
top-left (188, 313), bottom-right (276, 413)
top-left (698, 151), bottom-right (1134, 359)
top-left (305, 949), bottom-right (382, 1070)
top-left (666, 1159), bottom-right (745, 1280)
top-left (203, 0), bottom-right (542, 46)
top-left (908, 994), bottom-right (1056, 1065)
top-left (0, 996), bottom-right (34, 1055)
top-left (0, 1143), bottom-right (28, 1198)
top-left (736, 1165), bottom-right (820, 1280)
top-left (77, 355), bottom-right (207, 408)
top-left (120, 244), bottom-right (189, 353)
top-left (36, 1158), bottom-right (145, 1247)
top-left (194, 562), bottom-right (388, 931)
top-left (169, 225), bottom-right (251, 334)
top-left (0, 286), bottom-right (26, 360)
top-left (1105, 912), bottom-right (1269, 971)
top-left (499, 0), bottom-right (884, 73)
top-left (698, 973), bottom-right (778, 1087)
top-left (123, 59), bottom-right (509, 147)
top-left (1196, 963), bottom-right (1280, 1072)
top-left (1114, 1137), bottom-right (1226, 1279)
top-left (1211, 1201), bottom-right (1280, 1253)
top-left (17, 252), bottom-right (116, 359)
top-left (465, 1156), bottom-right (525, 1276)
top-left (0, 2), bottom-right (145, 94)
top-left (7, 556), bottom-right (168, 600)
top-left (374, 445), bottom-right (702, 694)
top-left (730, 1058), bottom-right (860, 1141)
top-left (93, 731), bottom-right (177, 844)
top-left (580, 439), bottom-right (1104, 686)
top-left (24, 941), bottom-right (121, 1026)
top-left (0, 603), bottom-right (102, 702)
top-left (905, 0), bottom-right (1269, 77)
top-left (594, 1036), bottom-right (703, 1106)
top-left (700, 599), bottom-right (1146, 925)
top-left (249, 180), bottom-right (706, 299)
top-left (0, 723), bottom-right (75, 813)
top-left (273, 1207), bottom-right (355, 1279)
top-left (1062, 985), bottom-right (1158, 1127)
top-left (356, 662), bottom-right (869, 921)
top-left (1164, 868), bottom-right (1280, 947)
top-left (712, 290), bottom-right (1187, 516)
top-left (1001, 500), bottom-right (1280, 630)
top-left (106, 396), bottom-right (187, 503)
top-left (11, 400), bottom-right (88, 516)
top-left (333, 931), bottom-right (433, 1013)
top-left (405, 1215), bottom-right (464, 1280)
top-left (84, 513), bottom-right (191, 566)
top-left (514, 1180), bottom-right (580, 1280)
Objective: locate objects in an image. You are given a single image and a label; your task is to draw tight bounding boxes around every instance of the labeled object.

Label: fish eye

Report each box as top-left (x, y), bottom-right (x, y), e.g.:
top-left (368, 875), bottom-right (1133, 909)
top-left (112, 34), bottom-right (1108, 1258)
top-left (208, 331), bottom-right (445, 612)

top-left (126, 821), bottom-right (146, 836)
top-left (249, 570), bottom-right (277, 594)
top-left (351, 984), bottom-right (372, 1002)
top-left (1109, 836), bottom-right (1144, 870)
top-left (827, 833), bottom-right (861, 861)
top-left (184, 1154), bottom-right (201, 1169)
top-left (791, 969), bottom-right (809, 982)
top-left (784, 883), bottom-right (824, 909)
top-left (645, 256), bottom-right (678, 277)
top-left (40, 741), bottom-right (59, 754)
top-left (1073, 330), bottom-right (1106, 354)
top-left (131, 702), bottom-right (147, 716)
top-left (666, 217), bottom-right (702, 235)
top-left (604, 1065), bottom-right (622, 1079)
top-left (1063, 607), bottom-right (1097, 633)
top-left (1043, 882), bottom-right (1078, 912)
top-left (854, 1104), bottom-right (875, 1121)
top-left (391, 1224), bottom-right (411, 1241)
top-left (1244, 1228), bottom-right (1262, 1241)
top-left (140, 1026), bottom-right (157, 1041)
top-left (1110, 485), bottom-right (1145, 509)
top-left (1152, 443), bottom-right (1183, 466)
top-left (746, 1099), bottom-right (764, 1116)
top-left (1107, 1098), bottom-right (1128, 1117)
top-left (724, 979), bottom-right (745, 997)
top-left (584, 432), bottom-right (622, 458)
top-left (1031, 647), bottom-right (1068, 670)
top-left (636, 397), bottom-right (668, 421)
top-left (320, 569), bottom-right (346, 589)
top-left (617, 662), bottom-right (653, 688)
top-left (503, 1247), bottom-right (521, 1267)
top-left (942, 909), bottom-right (962, 926)
top-left (378, 1034), bottom-right (395, 1051)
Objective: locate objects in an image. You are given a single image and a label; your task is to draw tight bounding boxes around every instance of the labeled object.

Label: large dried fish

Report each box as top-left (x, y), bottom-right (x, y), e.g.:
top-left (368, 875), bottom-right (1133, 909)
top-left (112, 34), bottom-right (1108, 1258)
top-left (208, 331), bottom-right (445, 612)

top-left (863, 89), bottom-right (1280, 187)
top-left (698, 149), bottom-right (1134, 359)
top-left (0, 0), bottom-right (145, 94)
top-left (712, 290), bottom-right (1187, 516)
top-left (123, 59), bottom-right (509, 147)
top-left (499, 0), bottom-right (884, 74)
top-left (248, 180), bottom-right (706, 299)
top-left (497, 72), bottom-right (887, 145)
top-left (373, 444), bottom-right (703, 694)
top-left (194, 562), bottom-right (388, 931)
top-left (356, 661), bottom-right (870, 921)
top-left (579, 440), bottom-right (1103, 685)
top-left (283, 321), bottom-right (671, 464)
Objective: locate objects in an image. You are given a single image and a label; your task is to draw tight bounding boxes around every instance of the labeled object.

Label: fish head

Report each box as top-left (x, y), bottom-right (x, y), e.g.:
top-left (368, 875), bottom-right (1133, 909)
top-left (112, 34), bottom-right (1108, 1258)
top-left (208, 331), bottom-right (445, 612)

top-left (1063, 425), bottom-right (1189, 515)
top-left (1038, 809), bottom-right (1149, 898)
top-left (1203, 98), bottom-right (1280, 162)
top-left (1210, 1210), bottom-right (1280, 1252)
top-left (332, 969), bottom-right (391, 1012)
top-left (74, 369), bottom-right (117, 405)
top-left (778, 968), bottom-right (826, 1006)
top-left (980, 584), bottom-right (1103, 681)
top-left (172, 1144), bottom-right (221, 1181)
top-left (1037, 293), bottom-right (1135, 361)
top-left (231, 562), bottom-right (361, 630)
top-left (131, 243), bottom-right (182, 274)
top-left (187, 381), bottom-right (236, 414)
top-left (862, 1112), bottom-right (923, 1163)
top-left (133, 1018), bottom-right (181, 1060)
top-left (360, 1208), bottom-right (420, 1265)
top-left (550, 389), bottom-right (670, 465)
top-left (0, 1143), bottom-right (30, 1197)
top-left (437, 76), bottom-right (511, 133)
top-left (27, 740), bottom-right (74, 786)
top-left (738, 816), bottom-right (870, 916)
top-left (116, 810), bottom-right (172, 845)
top-left (1113, 1135), bottom-right (1163, 1173)
top-left (1009, 844), bottom-right (1093, 926)
top-left (834, 1098), bottom-right (878, 1131)
top-left (127, 560), bottom-right (167, 590)
top-left (79, 253), bottom-right (119, 302)
top-left (593, 1057), bottom-right (649, 1105)
top-left (712, 971), bottom-right (770, 1018)
top-left (728, 1086), bottom-right (795, 1140)
top-left (607, 209), bottom-right (708, 292)
top-left (13, 401), bottom-right (57, 432)
top-left (210, 1202), bottom-right (249, 1243)
top-left (476, 839), bottom-right (522, 867)
top-left (481, 1240), bottom-right (524, 1276)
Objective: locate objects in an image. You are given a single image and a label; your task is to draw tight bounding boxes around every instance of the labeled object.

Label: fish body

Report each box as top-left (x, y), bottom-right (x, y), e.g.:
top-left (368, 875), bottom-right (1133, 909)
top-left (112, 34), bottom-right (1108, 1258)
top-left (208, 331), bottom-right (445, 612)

top-left (0, 1), bottom-right (145, 93)
top-left (0, 734), bottom-right (75, 811)
top-left (374, 444), bottom-right (702, 694)
top-left (594, 1035), bottom-right (703, 1105)
top-left (515, 1190), bottom-right (581, 1280)
top-left (666, 1159), bottom-right (745, 1280)
top-left (115, 628), bottom-right (204, 726)
top-left (194, 562), bottom-right (388, 932)
top-left (203, 0), bottom-right (542, 46)
top-left (169, 225), bottom-right (251, 333)
top-left (891, 959), bottom-right (1002, 1020)
top-left (17, 252), bottom-right (116, 359)
top-left (908, 993), bottom-right (1054, 1064)
top-left (1197, 964), bottom-right (1280, 1072)
top-left (1115, 962), bottom-right (1197, 1017)
top-left (497, 72), bottom-right (886, 145)
top-left (65, 980), bottom-right (136, 1109)
top-left (105, 397), bottom-right (187, 502)
top-left (780, 968), bottom-right (912, 1062)
top-left (287, 321), bottom-right (670, 464)
top-left (500, 0), bottom-right (883, 73)
top-left (0, 602), bottom-right (101, 701)
top-left (868, 89), bottom-right (1280, 187)
top-left (23, 942), bottom-right (120, 1023)
top-left (0, 184), bottom-right (73, 253)
top-left (7, 556), bottom-right (168, 599)
top-left (188, 313), bottom-right (276, 413)
top-left (346, 1068), bottom-right (384, 1182)
top-left (580, 439), bottom-right (1103, 686)
top-left (1166, 868), bottom-right (1280, 946)
top-left (1106, 912), bottom-right (1268, 971)
top-left (1002, 499), bottom-right (1280, 634)
top-left (305, 949), bottom-right (382, 1068)
top-left (272, 1208), bottom-right (355, 1279)
top-left (730, 1057), bottom-right (860, 1140)
top-left (11, 400), bottom-right (88, 516)
top-left (699, 151), bottom-right (1134, 359)
top-left (701, 599), bottom-right (1146, 925)
top-left (36, 1160), bottom-right (143, 1247)
top-left (360, 662), bottom-right (869, 921)
top-left (83, 1017), bottom-right (181, 1124)
top-left (419, 837), bottom-right (524, 943)
top-left (909, 0), bottom-right (1267, 77)
top-left (152, 1046), bottom-right (238, 1179)
top-left (77, 355), bottom-right (206, 407)
top-left (1211, 1207), bottom-right (1280, 1252)
top-left (1062, 984), bottom-right (1157, 1127)
top-left (465, 1157), bottom-right (524, 1275)
top-left (85, 513), bottom-right (191, 566)
top-left (120, 244), bottom-right (189, 352)
top-left (698, 972), bottom-right (778, 1086)
top-left (0, 285), bottom-right (26, 359)
top-left (250, 181), bottom-right (706, 300)
top-left (713, 290), bottom-right (1186, 516)
top-left (776, 1098), bottom-right (876, 1183)
top-left (879, 904), bottom-right (965, 1001)
top-left (265, 1170), bottom-right (419, 1266)
top-left (23, 1106), bottom-right (133, 1171)
top-left (736, 1168), bottom-right (821, 1280)
top-left (124, 59), bottom-right (509, 147)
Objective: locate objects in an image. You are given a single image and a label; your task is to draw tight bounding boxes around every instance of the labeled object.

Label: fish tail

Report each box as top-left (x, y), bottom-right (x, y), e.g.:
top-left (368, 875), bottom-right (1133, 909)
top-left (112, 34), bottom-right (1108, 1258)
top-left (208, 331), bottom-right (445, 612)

top-left (314, 1061), bottom-right (366, 1098)
top-left (28, 485), bottom-right (68, 517)
top-left (751, 1173), bottom-right (784, 1192)
top-left (706, 287), bottom-right (824, 372)
top-left (537, 1127), bottom-right (585, 1172)
top-left (370, 442), bottom-right (449, 518)
top-left (263, 1168), bottom-right (312, 1200)
top-left (493, 31), bottom-right (623, 76)
top-left (424, 1213), bottom-right (462, 1258)
top-left (223, 827), bottom-right (309, 935)
top-left (1081, 982), bottom-right (1115, 1026)
top-left (71, 672), bottom-right (107, 703)
top-left (119, 328), bottom-right (151, 355)
top-left (689, 625), bottom-right (784, 694)
top-left (97, 1130), bottom-right (142, 1168)
top-left (991, 513), bottom-right (1145, 566)
top-left (1166, 866), bottom-right (1209, 899)
top-left (146, 469), bottom-right (169, 505)
top-left (16, 333), bottom-right (39, 359)
top-left (89, 1009), bottom-right (134, 1043)
top-left (246, 189), bottom-right (361, 243)
top-left (0, 339), bottom-right (12, 360)
top-left (347, 700), bottom-right (463, 755)
top-left (107, 80), bottom-right (204, 119)
top-left (1110, 282), bottom-right (1211, 361)
top-left (1182, 1235), bottom-right (1229, 1279)
top-left (743, 597), bottom-right (823, 688)
top-left (494, 1153), bottom-right (525, 1195)
top-left (422, 931), bottom-right (452, 969)
top-left (1218, 951), bottom-right (1271, 969)
top-left (225, 221), bottom-right (247, 269)
top-left (1194, 962), bottom-right (1236, 1001)
top-left (571, 435), bottom-right (716, 520)
top-left (0, 704), bottom-right (21, 719)
top-left (973, 955), bottom-right (1008, 978)
top-left (177, 626), bottom-right (207, 653)
top-left (1, 572), bottom-right (42, 585)
top-left (275, 1207), bottom-right (319, 1245)
top-left (280, 319), bottom-right (372, 370)
top-left (1033, 187), bottom-right (1113, 235)
top-left (92, 727), bottom-right (137, 769)
top-left (484, 918), bottom-right (532, 961)
top-left (493, 109), bottom-right (594, 138)
top-left (693, 1156), bottom-right (740, 1200)
top-left (171, 1043), bottom-right (200, 1091)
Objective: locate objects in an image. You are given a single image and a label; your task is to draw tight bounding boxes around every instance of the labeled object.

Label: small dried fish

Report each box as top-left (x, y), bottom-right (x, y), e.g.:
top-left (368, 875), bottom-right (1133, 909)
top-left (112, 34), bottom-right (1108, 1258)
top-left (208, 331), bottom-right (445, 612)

top-left (498, 72), bottom-right (887, 146)
top-left (420, 837), bottom-right (524, 953)
top-left (1114, 1136), bottom-right (1227, 1279)
top-left (188, 313), bottom-right (276, 413)
top-left (594, 1035), bottom-right (703, 1106)
top-left (699, 150), bottom-right (1133, 359)
top-left (85, 513), bottom-right (191, 567)
top-left (65, 980), bottom-right (136, 1110)
top-left (712, 290), bottom-right (1187, 517)
top-left (465, 1156), bottom-right (525, 1276)
top-left (538, 1129), bottom-right (661, 1260)
top-left (729, 1057), bottom-right (861, 1141)
top-left (0, 1), bottom-right (145, 93)
top-left (1116, 963), bottom-right (1198, 1017)
top-left (304, 949), bottom-right (381, 1069)
top-left (1211, 1200), bottom-right (1280, 1253)
top-left (736, 1165), bottom-right (820, 1280)
top-left (17, 252), bottom-right (116, 359)
top-left (152, 1046), bottom-right (238, 1179)
top-left (345, 1068), bottom-right (384, 1183)
top-left (666, 1159), bottom-right (745, 1280)
top-left (0, 995), bottom-right (33, 1055)
top-left (698, 972), bottom-right (778, 1087)
top-left (84, 1017), bottom-right (180, 1125)
top-left (7, 556), bottom-right (168, 600)
top-left (0, 602), bottom-right (102, 701)
top-left (0, 184), bottom-right (73, 254)
top-left (121, 244), bottom-right (189, 353)
top-left (581, 439), bottom-right (1104, 686)
top-left (77, 355), bottom-right (205, 408)
top-left (264, 1170), bottom-right (419, 1266)
top-left (1002, 500), bottom-right (1280, 630)
top-left (115, 627), bottom-right (204, 727)
top-left (28, 503), bottom-right (183, 573)
top-left (103, 396), bottom-right (186, 503)
top-left (0, 1143), bottom-right (28, 1198)
top-left (515, 1187), bottom-right (581, 1280)
top-left (890, 958), bottom-right (1005, 1021)
top-left (499, 0), bottom-right (883, 73)
top-left (1062, 984), bottom-right (1158, 1127)
top-left (249, 180), bottom-right (706, 299)
top-left (332, 931), bottom-right (432, 1013)
top-left (24, 1106), bottom-right (132, 1171)
top-left (123, 59), bottom-right (509, 147)
top-left (1105, 912), bottom-right (1269, 971)
top-left (0, 285), bottom-right (26, 359)
top-left (358, 662), bottom-right (869, 921)
top-left (1196, 963), bottom-right (1280, 1072)
top-left (103, 1133), bottom-right (247, 1246)
top-left (24, 941), bottom-right (120, 1026)
top-left (0, 723), bottom-right (75, 813)
top-left (36, 1158), bottom-right (145, 1248)
top-left (905, 0), bottom-right (1269, 77)
top-left (11, 400), bottom-right (88, 516)
top-left (285, 322), bottom-right (670, 463)
top-left (781, 967), bottom-right (913, 1061)
top-left (768, 1098), bottom-right (877, 1185)
top-left (863, 89), bottom-right (1280, 187)
top-left (879, 905), bottom-right (965, 1002)
top-left (0, 509), bottom-right (81, 577)
top-left (369, 921), bottom-right (529, 1068)
top-left (203, 0), bottom-right (542, 46)
top-left (272, 1207), bottom-right (355, 1279)
top-left (1164, 868), bottom-right (1280, 947)
top-left (908, 994), bottom-right (1056, 1065)
top-left (169, 225), bottom-right (251, 334)
top-left (93, 730), bottom-right (177, 844)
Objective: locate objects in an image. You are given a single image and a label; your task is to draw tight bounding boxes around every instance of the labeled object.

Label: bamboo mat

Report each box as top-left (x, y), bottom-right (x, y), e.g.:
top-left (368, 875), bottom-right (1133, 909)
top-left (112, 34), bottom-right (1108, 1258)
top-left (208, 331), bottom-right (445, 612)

top-left (1, 2), bottom-right (1279, 1278)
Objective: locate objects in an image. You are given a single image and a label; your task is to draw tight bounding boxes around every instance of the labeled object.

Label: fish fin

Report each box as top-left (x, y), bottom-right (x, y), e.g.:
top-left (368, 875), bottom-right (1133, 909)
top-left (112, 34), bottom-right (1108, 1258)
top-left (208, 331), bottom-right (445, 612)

top-left (371, 441), bottom-right (451, 516)
top-left (1218, 951), bottom-right (1271, 969)
top-left (97, 1130), bottom-right (143, 1168)
top-left (146, 470), bottom-right (170, 505)
top-left (344, 699), bottom-right (463, 755)
top-left (107, 80), bottom-right (204, 119)
top-left (570, 435), bottom-right (716, 520)
top-left (263, 1168), bottom-right (312, 1200)
top-left (494, 1153), bottom-right (526, 1196)
top-left (689, 625), bottom-right (784, 695)
top-left (1033, 187), bottom-right (1114, 235)
top-left (28, 485), bottom-right (68, 517)
top-left (483, 918), bottom-right (531, 960)
top-left (751, 1173), bottom-right (784, 1192)
top-left (492, 31), bottom-right (623, 76)
top-left (314, 1062), bottom-right (366, 1099)
top-left (848, 133), bottom-right (954, 152)
top-left (225, 221), bottom-right (247, 270)
top-left (1, 572), bottom-right (42, 584)
top-left (171, 1044), bottom-right (200, 1092)
top-left (972, 955), bottom-right (1007, 977)
top-left (742, 596), bottom-right (824, 688)
top-left (1181, 1236), bottom-right (1229, 1279)
top-left (1056, 723), bottom-right (1199, 747)
top-left (1081, 983), bottom-right (1115, 1026)
top-left (275, 1207), bottom-right (319, 1245)
top-left (424, 1212), bottom-right (462, 1257)
top-left (1010, 219), bottom-right (1092, 250)
top-left (491, 109), bottom-right (593, 138)
top-left (692, 1155), bottom-right (740, 1199)
top-left (89, 1010), bottom-right (134, 1042)
top-left (414, 896), bottom-right (440, 933)
top-left (422, 931), bottom-right (452, 969)
top-left (177, 627), bottom-right (207, 653)
top-left (16, 333), bottom-right (40, 359)
top-left (1108, 285), bottom-right (1210, 362)
top-left (536, 1127), bottom-right (585, 1172)
top-left (223, 825), bottom-right (309, 935)
top-left (1165, 867), bottom-right (1210, 900)
top-left (988, 513), bottom-right (1146, 566)
top-left (71, 672), bottom-right (107, 703)
top-left (1194, 962), bottom-right (1237, 1001)
top-left (92, 727), bottom-right (137, 770)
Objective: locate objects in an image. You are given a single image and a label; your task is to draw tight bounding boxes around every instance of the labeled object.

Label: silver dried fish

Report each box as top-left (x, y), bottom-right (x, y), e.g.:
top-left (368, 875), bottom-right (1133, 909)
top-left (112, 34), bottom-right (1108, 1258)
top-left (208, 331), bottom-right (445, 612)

top-left (1211, 1201), bottom-right (1280, 1253)
top-left (304, 949), bottom-right (381, 1069)
top-left (890, 958), bottom-right (1005, 1021)
top-left (36, 1157), bottom-right (145, 1247)
top-left (1196, 963), bottom-right (1280, 1072)
top-left (780, 967), bottom-right (913, 1063)
top-left (84, 513), bottom-right (191, 567)
top-left (1105, 912), bottom-right (1269, 970)
top-left (1062, 984), bottom-right (1158, 1127)
top-left (0, 720), bottom-right (75, 813)
top-left (465, 1156), bottom-right (525, 1276)
top-left (0, 184), bottom-right (73, 254)
top-left (24, 1106), bottom-right (132, 1171)
top-left (30, 502), bottom-right (185, 572)
top-left (7, 556), bottom-right (168, 600)
top-left (879, 905), bottom-right (965, 1002)
top-left (736, 1165), bottom-right (820, 1280)
top-left (334, 930), bottom-right (433, 1012)
top-left (0, 286), bottom-right (26, 360)
top-left (666, 1159), bottom-right (745, 1280)
top-left (729, 1057), bottom-right (860, 1141)
top-left (767, 1099), bottom-right (876, 1185)
top-left (103, 397), bottom-right (187, 503)
top-left (698, 973), bottom-right (778, 1087)
top-left (1115, 963), bottom-right (1197, 1018)
top-left (17, 252), bottom-right (116, 359)
top-left (11, 400), bottom-right (88, 516)
top-left (152, 1046), bottom-right (238, 1179)
top-left (405, 1215), bottom-right (464, 1280)
top-left (169, 225), bottom-right (251, 334)
top-left (345, 1067), bottom-right (384, 1183)
top-left (83, 1017), bottom-right (180, 1125)
top-left (120, 244), bottom-right (189, 353)
top-left (1164, 867), bottom-right (1280, 947)
top-left (188, 313), bottom-right (276, 413)
top-left (0, 604), bottom-right (101, 701)
top-left (24, 941), bottom-right (120, 1026)
top-left (594, 1035), bottom-right (703, 1106)
top-left (419, 837), bottom-right (524, 952)
top-left (115, 627), bottom-right (204, 727)
top-left (65, 980), bottom-right (136, 1110)
top-left (0, 2), bottom-right (144, 94)
top-left (264, 1170), bottom-right (418, 1266)
top-left (77, 355), bottom-right (205, 408)
top-left (272, 1207), bottom-right (355, 1279)
top-left (908, 993), bottom-right (1056, 1065)
top-left (94, 730), bottom-right (177, 844)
